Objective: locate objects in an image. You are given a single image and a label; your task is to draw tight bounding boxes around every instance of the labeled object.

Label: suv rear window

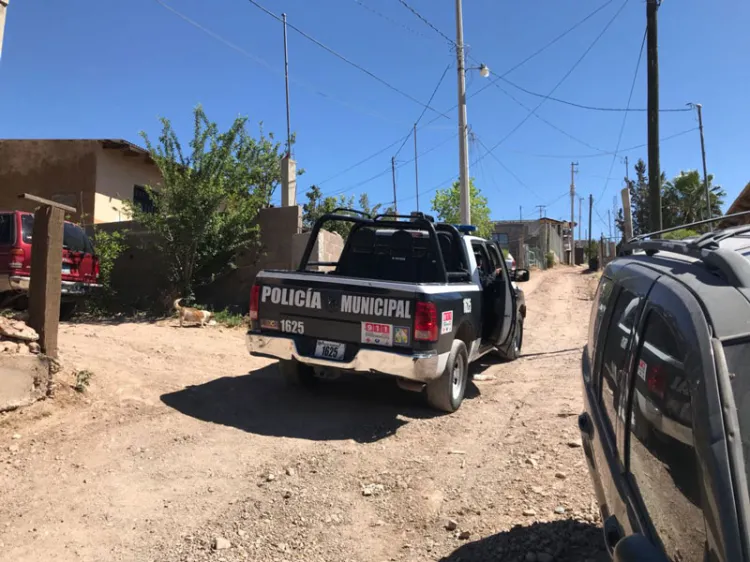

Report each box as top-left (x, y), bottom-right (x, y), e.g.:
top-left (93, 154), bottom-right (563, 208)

top-left (0, 214), bottom-right (13, 244)
top-left (21, 214), bottom-right (94, 254)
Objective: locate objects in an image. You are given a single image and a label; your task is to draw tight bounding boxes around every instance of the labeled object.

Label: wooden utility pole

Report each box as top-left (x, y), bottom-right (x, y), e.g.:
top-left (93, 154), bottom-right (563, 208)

top-left (588, 194), bottom-right (594, 259)
top-left (578, 197), bottom-right (584, 242)
top-left (0, 0), bottom-right (9, 61)
top-left (569, 162), bottom-right (578, 265)
top-left (519, 206), bottom-right (522, 221)
top-left (690, 103), bottom-right (712, 220)
top-left (391, 156), bottom-right (398, 215)
top-left (647, 0), bottom-right (662, 233)
top-left (413, 123), bottom-right (420, 211)
top-left (21, 194), bottom-right (76, 359)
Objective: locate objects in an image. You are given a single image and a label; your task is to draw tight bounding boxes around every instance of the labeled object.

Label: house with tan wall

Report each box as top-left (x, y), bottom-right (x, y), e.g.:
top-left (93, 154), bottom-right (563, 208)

top-left (0, 139), bottom-right (162, 224)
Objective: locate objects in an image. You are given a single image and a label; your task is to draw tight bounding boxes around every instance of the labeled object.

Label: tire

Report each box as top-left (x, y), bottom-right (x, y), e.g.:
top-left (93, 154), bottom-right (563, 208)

top-left (497, 319), bottom-right (523, 361)
top-left (426, 340), bottom-right (469, 413)
top-left (278, 359), bottom-right (317, 387)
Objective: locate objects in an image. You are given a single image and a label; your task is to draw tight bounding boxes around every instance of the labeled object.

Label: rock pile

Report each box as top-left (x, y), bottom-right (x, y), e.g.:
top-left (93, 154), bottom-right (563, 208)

top-left (0, 317), bottom-right (41, 355)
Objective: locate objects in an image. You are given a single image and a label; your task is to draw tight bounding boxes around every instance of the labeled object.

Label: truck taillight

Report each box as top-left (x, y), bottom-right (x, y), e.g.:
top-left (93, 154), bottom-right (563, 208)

top-left (414, 302), bottom-right (438, 342)
top-left (647, 365), bottom-right (666, 399)
top-left (9, 248), bottom-right (25, 269)
top-left (94, 257), bottom-right (101, 279)
top-left (249, 284), bottom-right (260, 320)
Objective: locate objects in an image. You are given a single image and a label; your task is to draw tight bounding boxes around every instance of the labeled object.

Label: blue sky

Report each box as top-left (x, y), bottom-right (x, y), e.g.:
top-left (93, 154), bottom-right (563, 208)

top-left (1, 0), bottom-right (748, 237)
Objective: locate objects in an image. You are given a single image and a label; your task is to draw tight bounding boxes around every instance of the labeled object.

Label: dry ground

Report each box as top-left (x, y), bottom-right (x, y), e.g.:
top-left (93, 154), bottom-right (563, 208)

top-left (0, 266), bottom-right (604, 562)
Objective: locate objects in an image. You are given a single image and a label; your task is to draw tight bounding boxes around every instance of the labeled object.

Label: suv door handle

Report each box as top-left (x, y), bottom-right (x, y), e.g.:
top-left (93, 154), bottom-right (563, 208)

top-left (603, 515), bottom-right (625, 554)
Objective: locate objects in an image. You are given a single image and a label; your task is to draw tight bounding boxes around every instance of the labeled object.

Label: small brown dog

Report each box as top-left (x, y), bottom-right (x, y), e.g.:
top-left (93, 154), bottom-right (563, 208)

top-left (173, 298), bottom-right (214, 327)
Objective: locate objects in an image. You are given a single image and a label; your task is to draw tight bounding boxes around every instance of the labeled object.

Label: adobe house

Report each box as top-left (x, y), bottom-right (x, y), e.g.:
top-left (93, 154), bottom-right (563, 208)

top-left (0, 139), bottom-right (162, 223)
top-left (492, 217), bottom-right (573, 267)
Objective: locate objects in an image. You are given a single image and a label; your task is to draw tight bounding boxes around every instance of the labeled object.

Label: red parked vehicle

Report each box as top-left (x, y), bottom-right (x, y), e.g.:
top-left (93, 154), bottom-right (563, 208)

top-left (0, 210), bottom-right (101, 317)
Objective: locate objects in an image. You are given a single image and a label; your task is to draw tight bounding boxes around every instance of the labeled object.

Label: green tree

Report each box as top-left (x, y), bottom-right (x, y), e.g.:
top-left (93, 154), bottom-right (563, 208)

top-left (301, 188), bottom-right (394, 239)
top-left (662, 170), bottom-right (725, 228)
top-left (430, 178), bottom-right (493, 238)
top-left (125, 105), bottom-right (284, 299)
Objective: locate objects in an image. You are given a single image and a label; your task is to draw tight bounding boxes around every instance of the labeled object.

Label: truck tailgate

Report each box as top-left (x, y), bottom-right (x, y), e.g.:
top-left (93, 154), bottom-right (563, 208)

top-left (255, 272), bottom-right (418, 351)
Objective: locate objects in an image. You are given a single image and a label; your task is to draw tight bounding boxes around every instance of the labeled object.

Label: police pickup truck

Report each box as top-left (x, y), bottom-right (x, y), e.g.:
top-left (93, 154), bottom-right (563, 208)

top-left (247, 210), bottom-right (529, 412)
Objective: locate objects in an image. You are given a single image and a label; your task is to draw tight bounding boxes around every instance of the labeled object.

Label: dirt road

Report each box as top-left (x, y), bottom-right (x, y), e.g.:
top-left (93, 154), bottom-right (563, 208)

top-left (0, 267), bottom-right (605, 562)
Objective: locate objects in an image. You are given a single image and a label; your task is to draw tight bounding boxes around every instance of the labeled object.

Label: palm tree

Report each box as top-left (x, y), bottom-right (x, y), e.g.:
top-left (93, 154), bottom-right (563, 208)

top-left (663, 170), bottom-right (725, 229)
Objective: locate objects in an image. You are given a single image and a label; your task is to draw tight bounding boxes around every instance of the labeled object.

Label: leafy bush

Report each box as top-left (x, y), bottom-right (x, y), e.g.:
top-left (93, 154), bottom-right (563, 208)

top-left (74, 369), bottom-right (93, 393)
top-left (213, 310), bottom-right (246, 328)
top-left (662, 228), bottom-right (699, 240)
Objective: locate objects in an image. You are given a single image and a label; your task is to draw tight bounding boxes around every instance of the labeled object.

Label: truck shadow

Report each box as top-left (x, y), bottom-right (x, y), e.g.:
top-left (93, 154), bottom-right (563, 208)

top-left (438, 519), bottom-right (608, 562)
top-left (160, 364), bottom-right (480, 444)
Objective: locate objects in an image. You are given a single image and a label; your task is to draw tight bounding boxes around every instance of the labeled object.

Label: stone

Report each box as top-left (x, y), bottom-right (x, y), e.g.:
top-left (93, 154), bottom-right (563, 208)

top-left (28, 342), bottom-right (41, 354)
top-left (554, 506), bottom-right (566, 515)
top-left (11, 434), bottom-right (21, 440)
top-left (266, 473), bottom-right (276, 482)
top-left (0, 318), bottom-right (39, 342)
top-left (567, 440), bottom-right (582, 448)
top-left (0, 341), bottom-right (19, 354)
top-left (213, 537), bottom-right (231, 550)
top-left (554, 472), bottom-right (567, 480)
top-left (523, 509), bottom-right (537, 517)
top-left (238, 530), bottom-right (247, 537)
top-left (458, 531), bottom-right (471, 541)
top-left (525, 458), bottom-right (538, 469)
top-left (283, 490), bottom-right (292, 499)
top-left (362, 484), bottom-right (384, 497)
top-left (285, 467), bottom-right (296, 477)
top-left (445, 519), bottom-right (458, 531)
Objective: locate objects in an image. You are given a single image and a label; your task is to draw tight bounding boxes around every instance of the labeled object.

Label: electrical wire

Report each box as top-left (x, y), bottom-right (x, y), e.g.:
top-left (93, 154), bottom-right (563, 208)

top-left (478, 0), bottom-right (630, 161)
top-left (318, 0), bottom-right (619, 188)
top-left (395, 0), bottom-right (456, 47)
top-left (394, 63), bottom-right (452, 158)
top-left (245, 0), bottom-right (451, 120)
top-left (154, 0), bottom-right (425, 127)
top-left (352, 0), bottom-right (430, 40)
top-left (596, 29), bottom-right (647, 203)
top-left (499, 76), bottom-right (692, 113)
top-left (474, 136), bottom-right (545, 202)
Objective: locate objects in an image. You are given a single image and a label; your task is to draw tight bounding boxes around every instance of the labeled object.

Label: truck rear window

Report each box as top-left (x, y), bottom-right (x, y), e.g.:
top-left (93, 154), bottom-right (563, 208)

top-left (21, 214), bottom-right (94, 254)
top-left (334, 227), bottom-right (445, 283)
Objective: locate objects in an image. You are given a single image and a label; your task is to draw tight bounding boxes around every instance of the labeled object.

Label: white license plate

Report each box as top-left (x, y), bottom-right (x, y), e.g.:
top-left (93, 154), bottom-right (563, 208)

top-left (62, 265), bottom-right (71, 274)
top-left (314, 340), bottom-right (345, 361)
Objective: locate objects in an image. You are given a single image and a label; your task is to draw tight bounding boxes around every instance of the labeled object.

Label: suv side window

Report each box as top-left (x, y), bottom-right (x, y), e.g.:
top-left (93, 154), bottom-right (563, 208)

top-left (471, 241), bottom-right (492, 274)
top-left (587, 277), bottom-right (614, 383)
top-left (599, 288), bottom-right (641, 436)
top-left (627, 310), bottom-right (707, 562)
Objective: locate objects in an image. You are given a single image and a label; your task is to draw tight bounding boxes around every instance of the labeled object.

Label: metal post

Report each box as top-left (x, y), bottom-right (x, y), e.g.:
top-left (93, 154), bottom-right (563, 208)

top-left (413, 123), bottom-right (420, 211)
top-left (391, 156), bottom-right (398, 215)
top-left (588, 194), bottom-right (594, 259)
top-left (0, 0), bottom-right (9, 61)
top-left (578, 196), bottom-right (584, 242)
top-left (519, 206), bottom-right (522, 221)
top-left (694, 103), bottom-right (712, 220)
top-left (570, 162), bottom-right (577, 265)
top-left (282, 13), bottom-right (292, 157)
top-left (647, 0), bottom-right (662, 233)
top-left (455, 0), bottom-right (471, 224)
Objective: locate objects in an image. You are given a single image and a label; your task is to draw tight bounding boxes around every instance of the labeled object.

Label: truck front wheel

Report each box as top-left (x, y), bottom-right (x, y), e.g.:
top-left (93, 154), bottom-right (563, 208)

top-left (278, 360), bottom-right (317, 388)
top-left (426, 340), bottom-right (468, 413)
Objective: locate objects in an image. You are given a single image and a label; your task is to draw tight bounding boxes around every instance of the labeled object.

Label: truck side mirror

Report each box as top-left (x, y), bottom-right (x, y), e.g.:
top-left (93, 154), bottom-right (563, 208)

top-left (613, 534), bottom-right (669, 562)
top-left (514, 269), bottom-right (530, 282)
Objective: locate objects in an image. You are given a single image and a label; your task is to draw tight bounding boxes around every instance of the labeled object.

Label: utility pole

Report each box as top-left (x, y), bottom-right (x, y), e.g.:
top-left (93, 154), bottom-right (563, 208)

top-left (621, 187), bottom-right (634, 241)
top-left (280, 13), bottom-right (296, 207)
top-left (578, 197), bottom-right (584, 242)
top-left (689, 103), bottom-right (712, 220)
top-left (570, 162), bottom-right (578, 265)
top-left (455, 0), bottom-right (471, 225)
top-left (624, 156), bottom-right (630, 183)
top-left (391, 156), bottom-right (398, 215)
top-left (536, 205), bottom-right (545, 220)
top-left (646, 0), bottom-right (662, 233)
top-left (519, 206), bottom-right (522, 221)
top-left (0, 0), bottom-right (9, 61)
top-left (608, 209), bottom-right (612, 239)
top-left (413, 123), bottom-right (420, 211)
top-left (588, 194), bottom-right (594, 258)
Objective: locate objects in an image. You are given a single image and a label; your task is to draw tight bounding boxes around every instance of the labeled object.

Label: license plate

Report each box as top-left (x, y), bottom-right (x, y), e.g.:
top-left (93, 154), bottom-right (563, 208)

top-left (62, 265), bottom-right (71, 274)
top-left (314, 340), bottom-right (346, 361)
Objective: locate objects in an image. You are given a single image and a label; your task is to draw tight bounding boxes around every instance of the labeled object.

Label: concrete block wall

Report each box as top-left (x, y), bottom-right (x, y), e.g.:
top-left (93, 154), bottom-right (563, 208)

top-left (291, 229), bottom-right (345, 272)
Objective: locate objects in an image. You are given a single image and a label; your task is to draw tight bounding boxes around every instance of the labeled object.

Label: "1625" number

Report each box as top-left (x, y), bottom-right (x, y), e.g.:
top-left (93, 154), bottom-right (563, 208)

top-left (280, 319), bottom-right (304, 334)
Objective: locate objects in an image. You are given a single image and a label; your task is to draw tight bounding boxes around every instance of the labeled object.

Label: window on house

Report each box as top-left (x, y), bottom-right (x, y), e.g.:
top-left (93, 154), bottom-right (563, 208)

top-left (491, 233), bottom-right (509, 247)
top-left (133, 185), bottom-right (155, 213)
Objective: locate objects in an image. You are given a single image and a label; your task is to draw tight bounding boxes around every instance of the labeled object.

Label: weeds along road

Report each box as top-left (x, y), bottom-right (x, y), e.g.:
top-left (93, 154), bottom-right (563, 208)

top-left (0, 266), bottom-right (606, 562)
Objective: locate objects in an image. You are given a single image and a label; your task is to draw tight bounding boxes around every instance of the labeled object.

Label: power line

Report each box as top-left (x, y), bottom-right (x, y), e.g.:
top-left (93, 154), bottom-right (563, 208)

top-left (394, 63), bottom-right (452, 158)
top-left (500, 127), bottom-right (699, 160)
top-left (155, 0), bottom-right (428, 127)
top-left (597, 29), bottom-right (647, 203)
top-left (395, 0), bottom-right (456, 47)
top-left (478, 0), bottom-right (630, 161)
top-left (352, 0), bottom-right (430, 40)
top-left (474, 136), bottom-right (545, 202)
top-left (316, 0), bottom-right (620, 189)
top-left (245, 0), bottom-right (451, 120)
top-left (500, 76), bottom-right (692, 113)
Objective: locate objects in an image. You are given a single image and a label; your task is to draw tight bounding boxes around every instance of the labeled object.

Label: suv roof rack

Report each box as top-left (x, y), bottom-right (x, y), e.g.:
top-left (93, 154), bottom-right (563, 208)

top-left (622, 210), bottom-right (750, 288)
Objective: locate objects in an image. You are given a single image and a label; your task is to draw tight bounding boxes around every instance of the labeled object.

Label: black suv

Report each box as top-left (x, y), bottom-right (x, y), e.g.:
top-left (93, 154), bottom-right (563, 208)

top-left (580, 225), bottom-right (750, 562)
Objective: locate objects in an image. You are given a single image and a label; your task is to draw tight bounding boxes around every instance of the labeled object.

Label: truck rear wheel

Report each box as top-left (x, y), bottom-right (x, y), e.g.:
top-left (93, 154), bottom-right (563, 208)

top-left (497, 319), bottom-right (523, 361)
top-left (426, 340), bottom-right (468, 413)
top-left (278, 360), bottom-right (317, 387)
